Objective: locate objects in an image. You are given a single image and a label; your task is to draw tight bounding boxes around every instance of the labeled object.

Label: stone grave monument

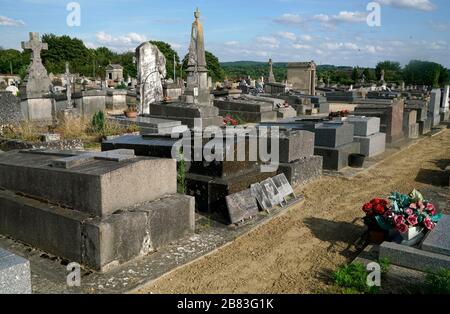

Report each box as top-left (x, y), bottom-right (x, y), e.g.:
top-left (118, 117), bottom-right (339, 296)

top-left (19, 32), bottom-right (53, 121)
top-left (346, 116), bottom-right (386, 157)
top-left (147, 8), bottom-right (223, 129)
top-left (0, 149), bottom-right (194, 272)
top-left (440, 85), bottom-right (449, 122)
top-left (429, 89), bottom-right (442, 127)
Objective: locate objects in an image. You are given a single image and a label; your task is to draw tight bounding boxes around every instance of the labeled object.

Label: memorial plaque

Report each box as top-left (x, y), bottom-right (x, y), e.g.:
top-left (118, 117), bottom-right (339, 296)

top-left (272, 174), bottom-right (295, 201)
top-left (251, 183), bottom-right (272, 211)
top-left (226, 189), bottom-right (259, 224)
top-left (260, 178), bottom-right (284, 208)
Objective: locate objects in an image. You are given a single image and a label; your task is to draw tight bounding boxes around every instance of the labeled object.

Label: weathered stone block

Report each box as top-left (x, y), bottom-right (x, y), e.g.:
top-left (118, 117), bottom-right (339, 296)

top-left (346, 116), bottom-right (380, 136)
top-left (278, 155), bottom-right (323, 187)
top-left (314, 122), bottom-right (354, 148)
top-left (354, 132), bottom-right (386, 157)
top-left (379, 241), bottom-right (450, 272)
top-left (418, 118), bottom-right (432, 135)
top-left (0, 248), bottom-right (31, 294)
top-left (314, 141), bottom-right (360, 171)
top-left (0, 151), bottom-right (176, 217)
top-left (0, 189), bottom-right (195, 272)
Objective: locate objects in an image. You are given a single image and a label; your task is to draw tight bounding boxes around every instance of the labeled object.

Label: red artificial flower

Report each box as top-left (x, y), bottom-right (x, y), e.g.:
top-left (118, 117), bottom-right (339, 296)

top-left (374, 204), bottom-right (386, 215)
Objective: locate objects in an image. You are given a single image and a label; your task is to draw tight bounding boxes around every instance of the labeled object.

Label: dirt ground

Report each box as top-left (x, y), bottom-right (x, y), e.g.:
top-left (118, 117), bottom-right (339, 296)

top-left (138, 129), bottom-right (450, 294)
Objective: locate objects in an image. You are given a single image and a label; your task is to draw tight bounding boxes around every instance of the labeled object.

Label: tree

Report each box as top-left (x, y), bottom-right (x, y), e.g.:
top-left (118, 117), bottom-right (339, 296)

top-left (403, 60), bottom-right (449, 87)
top-left (375, 61), bottom-right (403, 83)
top-left (150, 41), bottom-right (180, 81)
top-left (182, 51), bottom-right (225, 82)
top-left (41, 34), bottom-right (93, 76)
top-left (351, 67), bottom-right (360, 83)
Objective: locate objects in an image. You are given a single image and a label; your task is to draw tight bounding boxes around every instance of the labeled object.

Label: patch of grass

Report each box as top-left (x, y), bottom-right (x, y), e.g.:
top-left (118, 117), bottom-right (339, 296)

top-left (424, 269), bottom-right (450, 294)
top-left (126, 123), bottom-right (140, 134)
top-left (1, 121), bottom-right (44, 142)
top-left (379, 257), bottom-right (390, 274)
top-left (333, 262), bottom-right (379, 294)
top-left (54, 116), bottom-right (89, 140)
top-left (83, 142), bottom-right (101, 151)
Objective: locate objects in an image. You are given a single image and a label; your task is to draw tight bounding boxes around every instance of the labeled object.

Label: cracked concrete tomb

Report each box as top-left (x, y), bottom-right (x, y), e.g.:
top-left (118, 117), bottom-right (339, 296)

top-left (0, 149), bottom-right (195, 272)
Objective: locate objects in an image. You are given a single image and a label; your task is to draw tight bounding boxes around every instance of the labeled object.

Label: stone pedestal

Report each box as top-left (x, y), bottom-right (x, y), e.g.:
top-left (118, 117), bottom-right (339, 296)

top-left (20, 97), bottom-right (53, 121)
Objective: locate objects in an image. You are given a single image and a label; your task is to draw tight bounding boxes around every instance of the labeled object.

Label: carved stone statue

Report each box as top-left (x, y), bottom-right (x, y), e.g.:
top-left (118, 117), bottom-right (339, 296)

top-left (136, 42), bottom-right (167, 114)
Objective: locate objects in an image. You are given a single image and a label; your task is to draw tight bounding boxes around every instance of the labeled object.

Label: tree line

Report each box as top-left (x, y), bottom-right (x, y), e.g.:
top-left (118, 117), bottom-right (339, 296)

top-left (0, 34), bottom-right (448, 87)
top-left (0, 34), bottom-right (225, 83)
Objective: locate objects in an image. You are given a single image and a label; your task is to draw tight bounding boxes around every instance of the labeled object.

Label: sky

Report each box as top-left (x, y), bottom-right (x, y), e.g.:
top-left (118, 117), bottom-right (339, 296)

top-left (0, 0), bottom-right (449, 67)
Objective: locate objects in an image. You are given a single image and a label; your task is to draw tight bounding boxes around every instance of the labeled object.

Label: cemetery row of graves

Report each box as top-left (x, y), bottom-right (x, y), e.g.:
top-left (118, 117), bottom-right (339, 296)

top-left (0, 9), bottom-right (449, 294)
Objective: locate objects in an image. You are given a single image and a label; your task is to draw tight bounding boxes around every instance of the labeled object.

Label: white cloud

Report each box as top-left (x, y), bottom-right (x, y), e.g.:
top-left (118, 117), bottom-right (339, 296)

top-left (313, 11), bottom-right (367, 25)
top-left (376, 0), bottom-right (435, 11)
top-left (95, 31), bottom-right (147, 49)
top-left (300, 35), bottom-right (313, 42)
top-left (292, 44), bottom-right (312, 50)
top-left (274, 13), bottom-right (303, 25)
top-left (277, 31), bottom-right (297, 41)
top-left (255, 36), bottom-right (279, 48)
top-left (0, 15), bottom-right (26, 27)
top-left (225, 40), bottom-right (240, 46)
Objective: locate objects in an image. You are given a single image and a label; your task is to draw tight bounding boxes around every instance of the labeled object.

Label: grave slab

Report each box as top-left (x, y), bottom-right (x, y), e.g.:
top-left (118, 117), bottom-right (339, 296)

top-left (379, 241), bottom-right (450, 272)
top-left (225, 189), bottom-right (259, 224)
top-left (0, 150), bottom-right (176, 217)
top-left (421, 214), bottom-right (450, 256)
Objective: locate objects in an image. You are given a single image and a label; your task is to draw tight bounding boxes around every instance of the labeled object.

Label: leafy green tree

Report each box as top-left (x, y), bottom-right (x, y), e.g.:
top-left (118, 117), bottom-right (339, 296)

top-left (41, 34), bottom-right (93, 75)
top-left (403, 60), bottom-right (449, 87)
top-left (375, 61), bottom-right (403, 83)
top-left (351, 67), bottom-right (360, 83)
top-left (150, 41), bottom-right (180, 81)
top-left (182, 51), bottom-right (225, 82)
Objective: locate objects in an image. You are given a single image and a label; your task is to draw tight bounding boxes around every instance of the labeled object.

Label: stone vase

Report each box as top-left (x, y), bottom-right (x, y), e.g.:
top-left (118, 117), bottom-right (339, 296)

top-left (400, 226), bottom-right (424, 241)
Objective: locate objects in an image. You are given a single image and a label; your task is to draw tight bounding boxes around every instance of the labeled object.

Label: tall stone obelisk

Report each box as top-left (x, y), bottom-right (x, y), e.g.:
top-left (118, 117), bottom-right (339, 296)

top-left (183, 8), bottom-right (210, 105)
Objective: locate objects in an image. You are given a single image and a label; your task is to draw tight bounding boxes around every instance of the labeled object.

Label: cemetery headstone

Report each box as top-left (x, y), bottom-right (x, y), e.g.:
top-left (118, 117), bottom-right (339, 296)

top-left (226, 189), bottom-right (259, 224)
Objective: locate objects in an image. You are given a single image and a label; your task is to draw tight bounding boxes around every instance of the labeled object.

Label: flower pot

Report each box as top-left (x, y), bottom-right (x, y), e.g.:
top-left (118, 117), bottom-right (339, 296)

top-left (349, 154), bottom-right (366, 168)
top-left (368, 230), bottom-right (387, 244)
top-left (124, 111), bottom-right (138, 118)
top-left (400, 226), bottom-right (424, 241)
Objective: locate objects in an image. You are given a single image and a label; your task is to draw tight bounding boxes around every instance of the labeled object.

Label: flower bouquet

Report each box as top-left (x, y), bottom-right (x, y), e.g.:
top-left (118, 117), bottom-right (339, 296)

top-left (223, 115), bottom-right (238, 126)
top-left (362, 189), bottom-right (442, 241)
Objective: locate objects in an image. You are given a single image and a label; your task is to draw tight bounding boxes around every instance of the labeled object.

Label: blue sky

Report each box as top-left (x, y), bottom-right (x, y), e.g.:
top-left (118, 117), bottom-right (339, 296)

top-left (1, 0), bottom-right (449, 67)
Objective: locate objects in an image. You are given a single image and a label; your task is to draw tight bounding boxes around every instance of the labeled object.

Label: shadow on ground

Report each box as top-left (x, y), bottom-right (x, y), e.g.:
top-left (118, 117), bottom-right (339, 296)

top-left (415, 168), bottom-right (449, 187)
top-left (303, 217), bottom-right (366, 259)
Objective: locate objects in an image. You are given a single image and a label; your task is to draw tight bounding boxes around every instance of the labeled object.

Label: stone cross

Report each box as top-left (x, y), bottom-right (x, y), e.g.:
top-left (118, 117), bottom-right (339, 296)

top-left (22, 32), bottom-right (48, 65)
top-left (63, 62), bottom-right (75, 109)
